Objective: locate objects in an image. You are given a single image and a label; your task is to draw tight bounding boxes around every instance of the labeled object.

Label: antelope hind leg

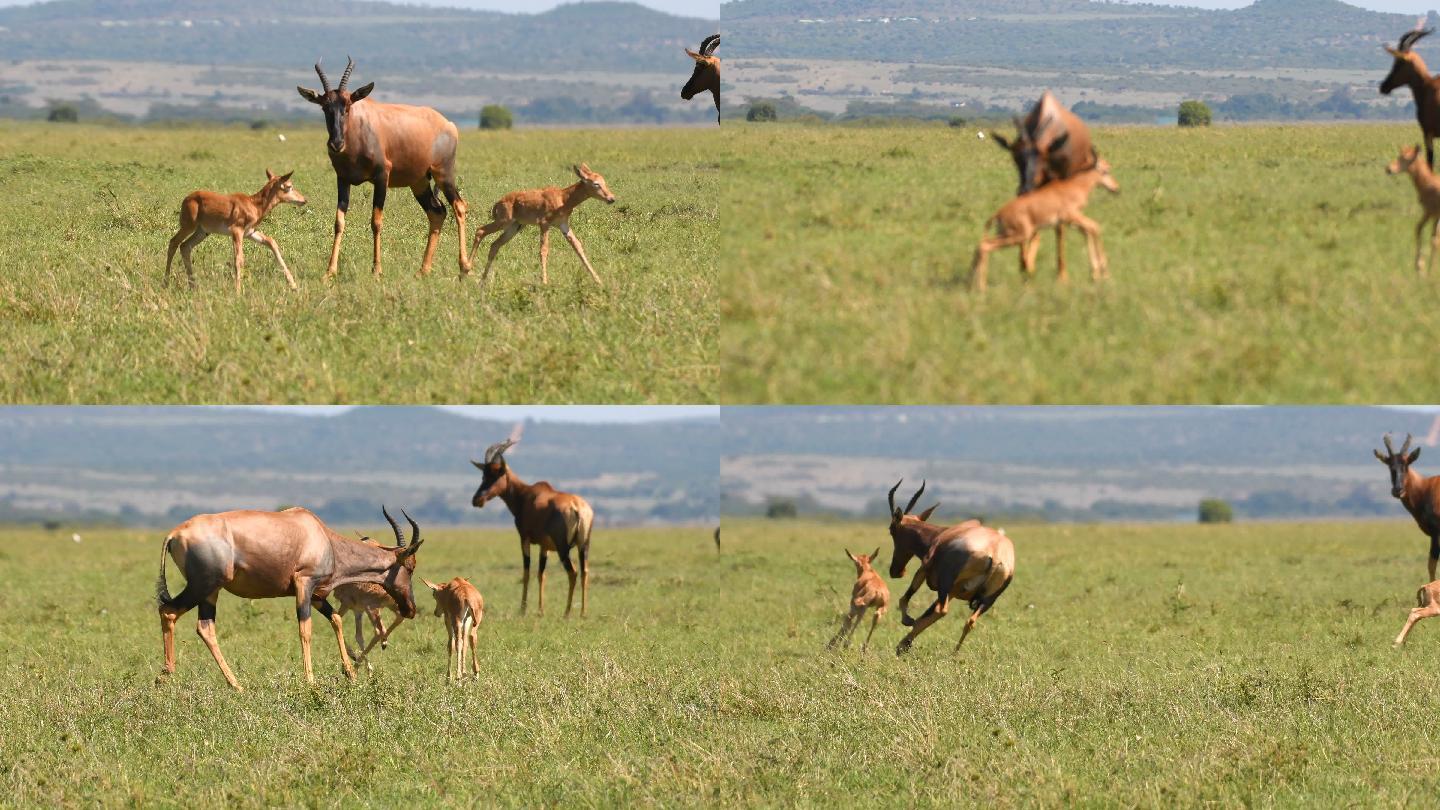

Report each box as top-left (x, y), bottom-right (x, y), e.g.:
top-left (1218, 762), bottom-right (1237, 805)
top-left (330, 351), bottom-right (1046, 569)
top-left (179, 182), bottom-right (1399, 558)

top-left (195, 596), bottom-right (243, 691)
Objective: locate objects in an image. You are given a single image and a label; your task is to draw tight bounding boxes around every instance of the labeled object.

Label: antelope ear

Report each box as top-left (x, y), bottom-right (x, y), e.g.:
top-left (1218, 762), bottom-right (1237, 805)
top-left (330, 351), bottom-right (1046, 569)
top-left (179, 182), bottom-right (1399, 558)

top-left (917, 503), bottom-right (940, 522)
top-left (266, 168), bottom-right (275, 180)
top-left (871, 547), bottom-right (880, 562)
top-left (1376, 449), bottom-right (1389, 463)
top-left (472, 459), bottom-right (485, 470)
top-left (990, 132), bottom-right (1010, 150)
top-left (421, 578), bottom-right (440, 592)
top-left (1049, 132), bottom-right (1070, 152)
top-left (1386, 45), bottom-right (1401, 57)
top-left (280, 171), bottom-right (294, 182)
top-left (845, 548), bottom-right (856, 563)
top-left (297, 86), bottom-right (323, 104)
top-left (349, 82), bottom-right (375, 102)
top-left (685, 48), bottom-right (704, 61)
top-left (1411, 448), bottom-right (1423, 464)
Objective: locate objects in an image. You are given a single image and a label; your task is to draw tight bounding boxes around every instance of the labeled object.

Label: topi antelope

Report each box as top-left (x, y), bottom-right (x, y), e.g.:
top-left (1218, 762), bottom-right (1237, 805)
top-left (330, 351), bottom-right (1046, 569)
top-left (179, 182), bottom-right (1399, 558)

top-left (155, 506), bottom-right (422, 691)
top-left (423, 576), bottom-right (485, 681)
top-left (827, 547), bottom-right (890, 652)
top-left (297, 57), bottom-right (469, 279)
top-left (468, 164), bottom-right (615, 288)
top-left (471, 438), bottom-right (594, 617)
top-left (682, 34), bottom-right (720, 123)
top-left (333, 507), bottom-right (419, 670)
top-left (164, 169), bottom-right (306, 292)
top-left (970, 158), bottom-right (1119, 292)
top-left (1387, 144), bottom-right (1440, 273)
top-left (1375, 433), bottom-right (1440, 579)
top-left (1381, 26), bottom-right (1440, 168)
top-left (1394, 580), bottom-right (1440, 645)
top-left (885, 480), bottom-right (1013, 656)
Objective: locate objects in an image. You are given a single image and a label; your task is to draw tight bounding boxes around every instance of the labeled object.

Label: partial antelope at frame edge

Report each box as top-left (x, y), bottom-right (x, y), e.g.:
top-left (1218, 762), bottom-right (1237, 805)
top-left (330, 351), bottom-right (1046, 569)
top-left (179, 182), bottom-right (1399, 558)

top-left (1381, 25), bottom-right (1440, 168)
top-left (468, 164), bottom-right (616, 288)
top-left (682, 34), bottom-right (720, 123)
top-left (1375, 432), bottom-right (1440, 579)
top-left (1387, 144), bottom-right (1440, 273)
top-left (164, 169), bottom-right (306, 292)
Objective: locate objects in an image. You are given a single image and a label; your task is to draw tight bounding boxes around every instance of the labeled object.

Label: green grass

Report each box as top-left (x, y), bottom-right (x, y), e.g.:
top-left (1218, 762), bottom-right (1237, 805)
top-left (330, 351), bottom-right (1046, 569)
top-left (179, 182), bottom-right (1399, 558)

top-left (0, 122), bottom-right (717, 403)
top-left (6, 518), bottom-right (1440, 804)
top-left (721, 122), bottom-right (1440, 403)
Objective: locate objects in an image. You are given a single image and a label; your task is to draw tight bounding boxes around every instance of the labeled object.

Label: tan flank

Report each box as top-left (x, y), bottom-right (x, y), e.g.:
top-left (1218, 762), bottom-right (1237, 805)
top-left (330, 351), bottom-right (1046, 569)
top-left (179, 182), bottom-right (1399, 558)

top-left (827, 547), bottom-right (891, 652)
top-left (468, 163), bottom-right (616, 288)
top-left (164, 168), bottom-right (306, 292)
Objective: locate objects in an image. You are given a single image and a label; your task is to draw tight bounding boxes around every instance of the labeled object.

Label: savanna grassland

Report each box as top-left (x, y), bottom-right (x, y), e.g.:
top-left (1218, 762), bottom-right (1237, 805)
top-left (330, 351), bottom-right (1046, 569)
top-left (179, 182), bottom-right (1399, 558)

top-left (0, 122), bottom-right (718, 403)
top-left (6, 518), bottom-right (1440, 805)
top-left (720, 122), bottom-right (1439, 404)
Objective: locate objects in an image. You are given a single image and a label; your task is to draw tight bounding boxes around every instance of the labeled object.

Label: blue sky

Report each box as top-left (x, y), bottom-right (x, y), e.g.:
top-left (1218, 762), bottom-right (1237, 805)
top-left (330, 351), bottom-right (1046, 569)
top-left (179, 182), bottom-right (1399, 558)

top-left (0, 0), bottom-right (720, 17)
top-left (234, 406), bottom-right (719, 423)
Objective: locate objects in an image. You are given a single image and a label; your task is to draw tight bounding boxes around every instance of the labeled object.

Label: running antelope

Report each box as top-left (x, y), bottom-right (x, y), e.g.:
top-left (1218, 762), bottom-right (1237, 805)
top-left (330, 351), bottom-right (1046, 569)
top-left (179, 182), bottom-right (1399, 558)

top-left (827, 547), bottom-right (890, 652)
top-left (333, 507), bottom-right (419, 669)
top-left (297, 57), bottom-right (469, 279)
top-left (885, 480), bottom-right (1013, 656)
top-left (682, 34), bottom-right (720, 123)
top-left (471, 438), bottom-right (594, 617)
top-left (164, 169), bottom-right (306, 292)
top-left (468, 164), bottom-right (615, 288)
top-left (1394, 580), bottom-right (1440, 645)
top-left (970, 158), bottom-right (1119, 292)
top-left (1387, 144), bottom-right (1440, 273)
top-left (1381, 26), bottom-right (1440, 167)
top-left (1375, 433), bottom-right (1440, 579)
top-left (155, 506), bottom-right (422, 690)
top-left (423, 577), bottom-right (485, 681)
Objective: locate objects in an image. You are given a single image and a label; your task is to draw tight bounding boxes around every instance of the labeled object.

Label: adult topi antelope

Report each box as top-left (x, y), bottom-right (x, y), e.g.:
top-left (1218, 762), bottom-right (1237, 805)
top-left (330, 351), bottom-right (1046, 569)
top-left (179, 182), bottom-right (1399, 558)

top-left (468, 164), bottom-right (616, 288)
top-left (333, 506), bottom-right (419, 669)
top-left (154, 506), bottom-right (422, 691)
top-left (164, 169), bottom-right (306, 292)
top-left (885, 480), bottom-right (1014, 656)
top-left (297, 57), bottom-right (469, 279)
top-left (471, 437), bottom-right (594, 617)
top-left (681, 34), bottom-right (720, 123)
top-left (1381, 26), bottom-right (1440, 168)
top-left (1375, 433), bottom-right (1440, 579)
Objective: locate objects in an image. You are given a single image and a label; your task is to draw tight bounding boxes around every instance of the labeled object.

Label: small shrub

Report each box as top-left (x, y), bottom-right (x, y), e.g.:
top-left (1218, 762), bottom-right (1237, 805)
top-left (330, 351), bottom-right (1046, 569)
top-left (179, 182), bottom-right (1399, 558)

top-left (765, 498), bottom-right (797, 519)
top-left (746, 101), bottom-right (778, 123)
top-left (1198, 498), bottom-right (1234, 524)
top-left (47, 104), bottom-right (78, 123)
top-left (1178, 100), bottom-right (1212, 128)
top-left (479, 105), bottom-right (513, 130)
top-left (948, 116), bottom-right (968, 128)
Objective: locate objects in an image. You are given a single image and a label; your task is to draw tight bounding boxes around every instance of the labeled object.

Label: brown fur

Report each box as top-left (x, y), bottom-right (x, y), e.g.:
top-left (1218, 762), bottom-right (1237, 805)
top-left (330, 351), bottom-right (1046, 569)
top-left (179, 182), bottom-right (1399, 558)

top-left (827, 547), bottom-right (891, 652)
top-left (682, 35), bottom-right (721, 123)
top-left (423, 577), bottom-right (485, 681)
top-left (468, 164), bottom-right (615, 287)
top-left (1387, 144), bottom-right (1440, 273)
top-left (164, 169), bottom-right (306, 292)
top-left (1375, 433), bottom-right (1440, 579)
top-left (1395, 580), bottom-right (1440, 645)
top-left (1381, 28), bottom-right (1440, 168)
top-left (333, 508), bottom-right (418, 670)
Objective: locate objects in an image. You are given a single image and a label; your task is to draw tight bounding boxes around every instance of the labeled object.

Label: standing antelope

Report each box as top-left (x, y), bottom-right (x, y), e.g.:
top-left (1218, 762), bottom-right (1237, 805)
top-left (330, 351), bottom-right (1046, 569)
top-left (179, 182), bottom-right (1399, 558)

top-left (333, 507), bottom-right (419, 669)
top-left (682, 34), bottom-right (720, 123)
top-left (970, 158), bottom-right (1119, 292)
top-left (164, 169), bottom-right (307, 292)
top-left (885, 480), bottom-right (1013, 656)
top-left (155, 506), bottom-right (422, 691)
top-left (827, 547), bottom-right (890, 652)
top-left (471, 438), bottom-right (594, 617)
top-left (468, 164), bottom-right (615, 288)
top-left (423, 577), bottom-right (485, 681)
top-left (1394, 580), bottom-right (1440, 645)
top-left (297, 57), bottom-right (469, 279)
top-left (1375, 433), bottom-right (1440, 579)
top-left (1381, 27), bottom-right (1440, 168)
top-left (1387, 144), bottom-right (1440, 273)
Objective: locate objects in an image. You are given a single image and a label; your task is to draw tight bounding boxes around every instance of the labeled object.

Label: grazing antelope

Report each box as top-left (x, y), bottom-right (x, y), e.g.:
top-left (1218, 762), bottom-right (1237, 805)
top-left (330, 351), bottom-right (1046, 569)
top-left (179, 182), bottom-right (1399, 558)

top-left (970, 158), bottom-right (1119, 292)
top-left (333, 507), bottom-right (419, 669)
top-left (682, 34), bottom-right (720, 123)
top-left (1375, 433), bottom-right (1440, 579)
top-left (468, 164), bottom-right (616, 288)
top-left (827, 547), bottom-right (890, 652)
top-left (471, 438), bottom-right (594, 617)
top-left (1387, 144), bottom-right (1440, 273)
top-left (1381, 26), bottom-right (1440, 168)
top-left (885, 480), bottom-right (1013, 656)
top-left (423, 577), bottom-right (485, 681)
top-left (1394, 580), bottom-right (1440, 645)
top-left (155, 506), bottom-right (422, 691)
top-left (164, 169), bottom-right (306, 292)
top-left (297, 57), bottom-right (469, 279)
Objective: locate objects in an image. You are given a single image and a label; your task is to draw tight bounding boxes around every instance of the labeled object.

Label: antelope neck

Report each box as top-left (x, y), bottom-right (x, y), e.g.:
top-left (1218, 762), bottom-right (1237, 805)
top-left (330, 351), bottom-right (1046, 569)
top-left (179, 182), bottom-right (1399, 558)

top-left (325, 533), bottom-right (399, 588)
top-left (561, 182), bottom-right (593, 212)
top-left (495, 470), bottom-right (532, 515)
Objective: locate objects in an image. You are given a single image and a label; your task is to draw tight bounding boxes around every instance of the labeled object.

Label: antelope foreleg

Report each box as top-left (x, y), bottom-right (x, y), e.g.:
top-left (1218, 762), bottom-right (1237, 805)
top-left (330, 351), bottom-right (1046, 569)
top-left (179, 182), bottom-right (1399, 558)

top-left (896, 597), bottom-right (948, 656)
top-left (1055, 224), bottom-right (1067, 281)
top-left (520, 541), bottom-right (532, 616)
top-left (325, 180), bottom-right (350, 280)
top-left (537, 550), bottom-right (548, 617)
top-left (898, 566), bottom-right (928, 625)
top-left (371, 178), bottom-right (388, 277)
top-left (861, 609), bottom-right (883, 652)
top-left (249, 230), bottom-right (298, 291)
top-left (559, 222), bottom-right (603, 287)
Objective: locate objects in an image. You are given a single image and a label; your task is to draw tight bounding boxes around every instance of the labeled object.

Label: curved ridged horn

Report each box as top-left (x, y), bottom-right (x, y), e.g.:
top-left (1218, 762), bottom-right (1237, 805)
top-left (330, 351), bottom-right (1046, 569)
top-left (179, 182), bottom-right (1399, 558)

top-left (903, 480), bottom-right (926, 515)
top-left (484, 438), bottom-right (517, 463)
top-left (700, 34), bottom-right (720, 56)
top-left (1400, 28), bottom-right (1434, 52)
top-left (314, 59), bottom-right (332, 94)
top-left (1401, 433), bottom-right (1415, 456)
top-left (402, 508), bottom-right (420, 546)
top-left (338, 55), bottom-right (355, 92)
top-left (1385, 433), bottom-right (1396, 455)
top-left (888, 479), bottom-right (903, 513)
top-left (382, 505), bottom-right (404, 547)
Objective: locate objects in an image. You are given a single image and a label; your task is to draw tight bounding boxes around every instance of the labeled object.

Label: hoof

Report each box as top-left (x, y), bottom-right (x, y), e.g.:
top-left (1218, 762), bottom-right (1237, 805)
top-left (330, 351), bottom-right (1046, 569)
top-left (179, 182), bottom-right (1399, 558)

top-left (900, 615), bottom-right (916, 627)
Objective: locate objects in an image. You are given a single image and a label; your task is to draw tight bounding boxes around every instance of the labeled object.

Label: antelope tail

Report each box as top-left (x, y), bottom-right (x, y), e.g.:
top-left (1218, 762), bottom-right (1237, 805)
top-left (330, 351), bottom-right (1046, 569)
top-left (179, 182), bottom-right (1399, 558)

top-left (155, 536), bottom-right (175, 606)
top-left (566, 502), bottom-right (594, 549)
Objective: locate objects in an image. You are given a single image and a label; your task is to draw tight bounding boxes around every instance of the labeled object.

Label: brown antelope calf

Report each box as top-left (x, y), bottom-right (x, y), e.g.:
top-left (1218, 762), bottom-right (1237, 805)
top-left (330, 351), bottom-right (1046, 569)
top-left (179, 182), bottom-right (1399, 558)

top-left (1381, 26), bottom-right (1440, 168)
top-left (471, 437), bottom-right (594, 617)
top-left (681, 34), bottom-right (720, 123)
top-left (423, 577), bottom-right (485, 681)
top-left (1375, 433), bottom-right (1440, 579)
top-left (885, 480), bottom-right (1013, 656)
top-left (334, 507), bottom-right (418, 670)
top-left (155, 506), bottom-right (421, 690)
top-left (164, 169), bottom-right (306, 292)
top-left (1387, 144), bottom-right (1440, 273)
top-left (827, 547), bottom-right (890, 652)
top-left (970, 158), bottom-right (1119, 292)
top-left (467, 164), bottom-right (616, 288)
top-left (1395, 580), bottom-right (1440, 645)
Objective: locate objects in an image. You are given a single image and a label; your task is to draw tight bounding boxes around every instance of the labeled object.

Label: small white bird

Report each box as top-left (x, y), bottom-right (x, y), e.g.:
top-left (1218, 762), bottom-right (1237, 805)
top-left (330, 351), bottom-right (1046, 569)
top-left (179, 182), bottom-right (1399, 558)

top-left (977, 131), bottom-right (985, 140)
top-left (71, 533), bottom-right (82, 543)
top-left (277, 133), bottom-right (287, 142)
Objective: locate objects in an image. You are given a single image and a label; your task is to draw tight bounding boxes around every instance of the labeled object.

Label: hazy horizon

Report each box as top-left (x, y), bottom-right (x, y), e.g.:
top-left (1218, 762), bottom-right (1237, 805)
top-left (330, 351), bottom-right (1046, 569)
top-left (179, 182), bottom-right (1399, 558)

top-left (0, 0), bottom-right (720, 16)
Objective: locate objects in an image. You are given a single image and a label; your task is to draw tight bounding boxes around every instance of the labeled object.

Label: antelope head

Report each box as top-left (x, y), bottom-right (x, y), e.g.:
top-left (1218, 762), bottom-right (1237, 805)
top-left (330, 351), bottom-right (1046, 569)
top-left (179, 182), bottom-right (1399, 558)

top-left (296, 56), bottom-right (375, 154)
top-left (1388, 144), bottom-right (1425, 175)
top-left (1376, 433), bottom-right (1422, 499)
top-left (471, 438), bottom-right (518, 507)
top-left (886, 479), bottom-right (940, 579)
top-left (262, 168), bottom-right (307, 207)
top-left (420, 578), bottom-right (450, 617)
top-left (991, 117), bottom-right (1070, 195)
top-left (1382, 27), bottom-right (1434, 95)
top-left (574, 163), bottom-right (617, 204)
top-left (682, 34), bottom-right (720, 101)
top-left (1092, 157), bottom-right (1120, 193)
top-left (380, 505), bottom-right (423, 618)
top-left (845, 547), bottom-right (882, 577)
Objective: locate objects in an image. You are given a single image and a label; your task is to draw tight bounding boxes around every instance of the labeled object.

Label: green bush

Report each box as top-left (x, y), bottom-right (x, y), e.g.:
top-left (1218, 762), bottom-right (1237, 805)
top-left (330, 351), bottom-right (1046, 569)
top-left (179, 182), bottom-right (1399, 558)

top-left (948, 116), bottom-right (968, 128)
top-left (47, 104), bottom-right (78, 123)
top-left (1198, 498), bottom-right (1234, 524)
top-left (1178, 100), bottom-right (1212, 128)
top-left (746, 101), bottom-right (778, 123)
top-left (765, 498), bottom-right (797, 519)
top-left (479, 104), bottom-right (513, 130)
